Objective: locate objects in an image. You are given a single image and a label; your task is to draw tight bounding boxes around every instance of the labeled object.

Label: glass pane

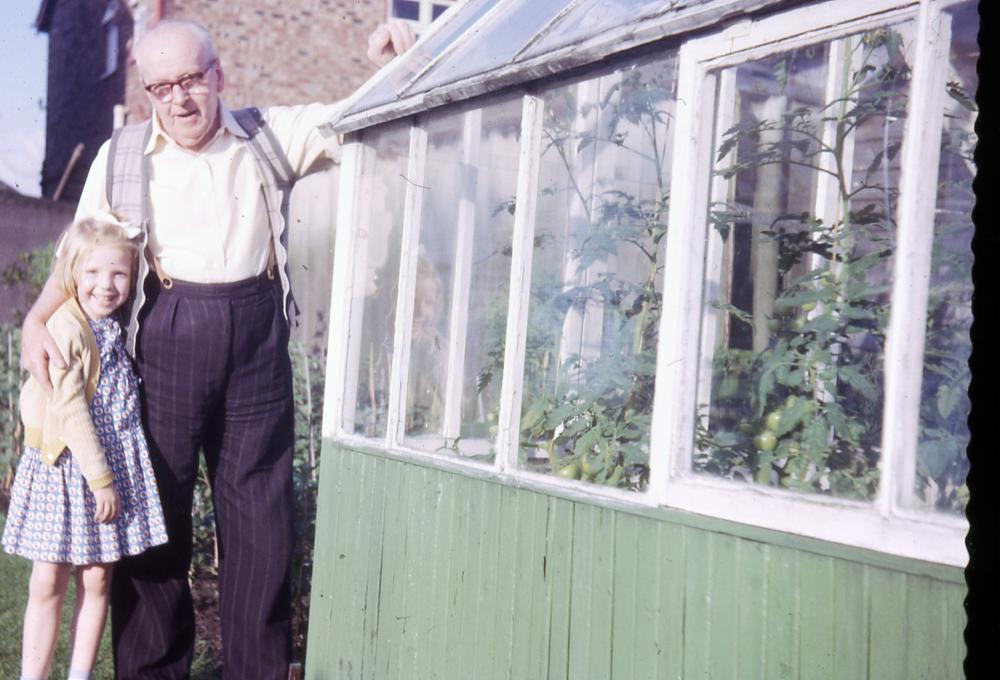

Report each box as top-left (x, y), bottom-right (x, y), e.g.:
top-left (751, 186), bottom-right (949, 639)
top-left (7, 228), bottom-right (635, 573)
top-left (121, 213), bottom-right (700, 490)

top-left (344, 0), bottom-right (501, 115)
top-left (345, 122), bottom-right (411, 438)
top-left (695, 23), bottom-right (915, 501)
top-left (404, 0), bottom-right (563, 95)
top-left (392, 0), bottom-right (420, 21)
top-left (913, 1), bottom-right (977, 514)
top-left (521, 0), bottom-right (669, 61)
top-left (402, 96), bottom-right (522, 460)
top-left (518, 53), bottom-right (679, 490)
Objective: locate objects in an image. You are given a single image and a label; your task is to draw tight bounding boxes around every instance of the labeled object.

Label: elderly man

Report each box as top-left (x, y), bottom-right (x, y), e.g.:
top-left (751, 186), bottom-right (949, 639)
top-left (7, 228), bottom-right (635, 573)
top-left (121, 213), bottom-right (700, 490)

top-left (21, 18), bottom-right (414, 679)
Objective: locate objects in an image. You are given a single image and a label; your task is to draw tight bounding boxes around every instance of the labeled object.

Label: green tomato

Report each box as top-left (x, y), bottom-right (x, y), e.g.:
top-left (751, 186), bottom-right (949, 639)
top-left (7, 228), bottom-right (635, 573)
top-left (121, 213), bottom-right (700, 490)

top-left (791, 316), bottom-right (806, 330)
top-left (555, 461), bottom-right (582, 480)
top-left (800, 301), bottom-right (817, 312)
top-left (754, 430), bottom-right (777, 452)
top-left (784, 395), bottom-right (799, 408)
top-left (765, 410), bottom-right (782, 432)
top-left (606, 465), bottom-right (624, 487)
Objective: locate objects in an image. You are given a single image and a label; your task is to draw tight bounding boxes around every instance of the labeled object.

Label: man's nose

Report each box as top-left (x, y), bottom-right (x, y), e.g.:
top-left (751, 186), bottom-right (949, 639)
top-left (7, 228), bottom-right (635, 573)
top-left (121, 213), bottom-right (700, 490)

top-left (170, 83), bottom-right (192, 104)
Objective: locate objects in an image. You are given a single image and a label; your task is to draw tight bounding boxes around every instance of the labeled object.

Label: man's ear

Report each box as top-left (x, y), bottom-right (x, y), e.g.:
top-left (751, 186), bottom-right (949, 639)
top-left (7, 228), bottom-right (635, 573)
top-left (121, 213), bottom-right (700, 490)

top-left (216, 62), bottom-right (225, 93)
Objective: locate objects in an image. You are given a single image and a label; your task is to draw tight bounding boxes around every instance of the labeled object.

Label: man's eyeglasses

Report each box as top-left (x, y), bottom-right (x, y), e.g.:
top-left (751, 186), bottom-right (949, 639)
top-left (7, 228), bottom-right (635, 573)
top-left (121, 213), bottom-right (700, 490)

top-left (143, 59), bottom-right (218, 102)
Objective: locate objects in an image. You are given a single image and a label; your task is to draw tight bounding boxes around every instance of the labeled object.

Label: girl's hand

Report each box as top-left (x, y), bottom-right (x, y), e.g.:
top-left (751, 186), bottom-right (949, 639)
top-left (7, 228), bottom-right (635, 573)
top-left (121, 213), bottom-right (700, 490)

top-left (93, 486), bottom-right (120, 523)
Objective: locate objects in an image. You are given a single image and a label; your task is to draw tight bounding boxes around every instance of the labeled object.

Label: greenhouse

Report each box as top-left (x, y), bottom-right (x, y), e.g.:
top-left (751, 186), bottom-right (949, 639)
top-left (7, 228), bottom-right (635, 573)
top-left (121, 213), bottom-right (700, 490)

top-left (306, 0), bottom-right (976, 677)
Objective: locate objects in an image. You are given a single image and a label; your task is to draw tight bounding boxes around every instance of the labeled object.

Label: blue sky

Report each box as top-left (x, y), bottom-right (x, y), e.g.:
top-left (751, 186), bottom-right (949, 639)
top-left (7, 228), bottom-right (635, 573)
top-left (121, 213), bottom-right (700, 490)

top-left (0, 0), bottom-right (47, 197)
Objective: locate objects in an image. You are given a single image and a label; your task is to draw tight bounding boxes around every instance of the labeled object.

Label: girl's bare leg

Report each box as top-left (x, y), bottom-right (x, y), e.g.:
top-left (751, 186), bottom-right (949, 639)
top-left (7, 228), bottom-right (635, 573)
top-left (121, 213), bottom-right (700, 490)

top-left (67, 564), bottom-right (113, 674)
top-left (22, 561), bottom-right (72, 679)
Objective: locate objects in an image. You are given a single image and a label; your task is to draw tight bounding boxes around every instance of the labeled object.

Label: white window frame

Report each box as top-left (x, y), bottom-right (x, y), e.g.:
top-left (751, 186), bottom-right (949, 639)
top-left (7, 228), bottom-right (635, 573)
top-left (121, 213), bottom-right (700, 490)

top-left (387, 0), bottom-right (459, 30)
top-left (324, 0), bottom-right (971, 568)
top-left (653, 0), bottom-right (967, 567)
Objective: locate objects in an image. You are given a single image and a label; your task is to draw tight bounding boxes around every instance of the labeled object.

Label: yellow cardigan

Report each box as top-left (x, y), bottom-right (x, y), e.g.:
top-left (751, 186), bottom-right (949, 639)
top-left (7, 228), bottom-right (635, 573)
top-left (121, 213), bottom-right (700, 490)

top-left (20, 299), bottom-right (113, 491)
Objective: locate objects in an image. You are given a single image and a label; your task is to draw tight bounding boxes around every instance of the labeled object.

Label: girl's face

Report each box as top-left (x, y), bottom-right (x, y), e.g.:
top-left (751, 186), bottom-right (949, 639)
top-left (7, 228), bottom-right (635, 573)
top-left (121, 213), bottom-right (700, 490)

top-left (75, 246), bottom-right (133, 320)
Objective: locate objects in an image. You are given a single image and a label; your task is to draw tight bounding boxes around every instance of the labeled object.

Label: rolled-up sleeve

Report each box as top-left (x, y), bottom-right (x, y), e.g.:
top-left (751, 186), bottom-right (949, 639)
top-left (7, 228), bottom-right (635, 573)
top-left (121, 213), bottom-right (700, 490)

top-left (262, 102), bottom-right (347, 177)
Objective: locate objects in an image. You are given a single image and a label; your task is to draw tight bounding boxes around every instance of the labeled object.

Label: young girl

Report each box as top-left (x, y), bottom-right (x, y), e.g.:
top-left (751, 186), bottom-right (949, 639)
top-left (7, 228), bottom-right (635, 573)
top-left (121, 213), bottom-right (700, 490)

top-left (2, 218), bottom-right (168, 680)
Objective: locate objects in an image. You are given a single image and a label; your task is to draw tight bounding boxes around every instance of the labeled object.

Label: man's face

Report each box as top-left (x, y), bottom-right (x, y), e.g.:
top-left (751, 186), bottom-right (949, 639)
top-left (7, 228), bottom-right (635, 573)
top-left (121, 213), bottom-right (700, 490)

top-left (136, 27), bottom-right (223, 151)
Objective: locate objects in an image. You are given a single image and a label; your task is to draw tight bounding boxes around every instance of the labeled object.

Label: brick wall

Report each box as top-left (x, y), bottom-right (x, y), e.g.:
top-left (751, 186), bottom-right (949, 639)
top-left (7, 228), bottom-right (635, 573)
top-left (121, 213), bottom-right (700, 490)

top-left (128, 0), bottom-right (385, 115)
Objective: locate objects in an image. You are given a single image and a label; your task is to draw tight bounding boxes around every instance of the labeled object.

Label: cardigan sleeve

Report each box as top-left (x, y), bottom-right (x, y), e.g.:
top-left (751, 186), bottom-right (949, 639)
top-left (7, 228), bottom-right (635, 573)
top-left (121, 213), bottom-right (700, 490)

top-left (47, 320), bottom-right (113, 491)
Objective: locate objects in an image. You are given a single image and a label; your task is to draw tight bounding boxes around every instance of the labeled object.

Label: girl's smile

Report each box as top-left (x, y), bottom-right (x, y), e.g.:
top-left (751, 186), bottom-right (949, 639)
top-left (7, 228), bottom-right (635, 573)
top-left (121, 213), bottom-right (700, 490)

top-left (75, 246), bottom-right (132, 319)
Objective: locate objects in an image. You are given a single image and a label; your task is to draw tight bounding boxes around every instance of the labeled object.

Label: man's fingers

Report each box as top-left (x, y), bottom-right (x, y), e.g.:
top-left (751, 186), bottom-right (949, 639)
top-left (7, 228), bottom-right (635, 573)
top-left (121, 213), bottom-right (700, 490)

top-left (387, 21), bottom-right (416, 55)
top-left (43, 335), bottom-right (66, 369)
top-left (367, 20), bottom-right (417, 66)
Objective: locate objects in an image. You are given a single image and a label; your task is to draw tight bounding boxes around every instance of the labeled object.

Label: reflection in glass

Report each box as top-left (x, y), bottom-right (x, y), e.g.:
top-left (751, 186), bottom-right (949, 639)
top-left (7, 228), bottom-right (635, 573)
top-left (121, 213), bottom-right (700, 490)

top-left (517, 54), bottom-right (678, 490)
top-left (345, 123), bottom-right (411, 438)
top-left (403, 97), bottom-right (522, 460)
top-left (521, 0), bottom-right (668, 61)
top-left (344, 0), bottom-right (501, 115)
top-left (695, 24), bottom-right (915, 501)
top-left (405, 0), bottom-right (563, 94)
top-left (913, 2), bottom-right (976, 514)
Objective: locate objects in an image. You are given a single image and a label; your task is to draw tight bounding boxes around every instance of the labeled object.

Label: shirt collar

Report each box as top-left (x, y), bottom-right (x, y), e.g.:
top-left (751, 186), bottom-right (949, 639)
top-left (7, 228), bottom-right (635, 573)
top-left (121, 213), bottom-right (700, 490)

top-left (144, 102), bottom-right (248, 154)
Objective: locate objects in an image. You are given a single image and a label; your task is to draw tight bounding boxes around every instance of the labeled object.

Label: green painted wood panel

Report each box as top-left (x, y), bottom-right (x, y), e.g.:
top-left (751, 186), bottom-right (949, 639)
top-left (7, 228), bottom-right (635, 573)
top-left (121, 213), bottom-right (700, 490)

top-left (306, 444), bottom-right (967, 680)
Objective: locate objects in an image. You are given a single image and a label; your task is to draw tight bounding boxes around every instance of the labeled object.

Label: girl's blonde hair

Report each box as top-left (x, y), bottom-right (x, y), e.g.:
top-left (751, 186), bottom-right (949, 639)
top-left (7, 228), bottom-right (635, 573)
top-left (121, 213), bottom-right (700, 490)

top-left (52, 218), bottom-right (142, 300)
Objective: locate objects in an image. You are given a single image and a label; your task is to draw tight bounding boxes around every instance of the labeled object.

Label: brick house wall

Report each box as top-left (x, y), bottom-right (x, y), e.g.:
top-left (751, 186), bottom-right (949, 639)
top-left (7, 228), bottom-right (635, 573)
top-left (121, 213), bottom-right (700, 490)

top-left (37, 0), bottom-right (132, 202)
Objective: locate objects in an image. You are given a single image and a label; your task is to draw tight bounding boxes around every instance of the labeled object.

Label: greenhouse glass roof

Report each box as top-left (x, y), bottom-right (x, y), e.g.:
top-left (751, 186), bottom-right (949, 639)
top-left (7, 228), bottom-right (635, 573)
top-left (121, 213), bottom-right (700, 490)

top-left (328, 0), bottom-right (794, 134)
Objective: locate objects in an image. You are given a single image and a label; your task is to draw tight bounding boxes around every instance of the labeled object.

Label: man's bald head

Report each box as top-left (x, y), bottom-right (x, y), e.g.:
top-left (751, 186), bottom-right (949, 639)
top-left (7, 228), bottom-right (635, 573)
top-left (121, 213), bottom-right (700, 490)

top-left (135, 20), bottom-right (224, 151)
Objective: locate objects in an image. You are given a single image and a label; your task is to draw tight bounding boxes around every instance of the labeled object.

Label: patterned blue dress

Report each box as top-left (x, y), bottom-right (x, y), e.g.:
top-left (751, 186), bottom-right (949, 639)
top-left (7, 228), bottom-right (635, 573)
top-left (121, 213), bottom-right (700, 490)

top-left (2, 315), bottom-right (168, 564)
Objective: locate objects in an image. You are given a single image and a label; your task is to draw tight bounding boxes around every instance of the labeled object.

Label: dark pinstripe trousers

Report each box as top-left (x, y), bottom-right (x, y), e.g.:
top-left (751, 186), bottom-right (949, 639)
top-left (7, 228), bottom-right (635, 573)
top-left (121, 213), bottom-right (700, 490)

top-left (110, 274), bottom-right (294, 679)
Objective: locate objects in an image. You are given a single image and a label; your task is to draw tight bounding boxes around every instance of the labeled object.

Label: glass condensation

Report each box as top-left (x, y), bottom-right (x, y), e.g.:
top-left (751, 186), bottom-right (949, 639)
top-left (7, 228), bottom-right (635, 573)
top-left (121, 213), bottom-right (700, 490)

top-left (518, 53), bottom-right (678, 490)
top-left (913, 2), bottom-right (977, 515)
top-left (402, 96), bottom-right (521, 460)
top-left (695, 23), bottom-right (915, 501)
top-left (345, 123), bottom-right (411, 438)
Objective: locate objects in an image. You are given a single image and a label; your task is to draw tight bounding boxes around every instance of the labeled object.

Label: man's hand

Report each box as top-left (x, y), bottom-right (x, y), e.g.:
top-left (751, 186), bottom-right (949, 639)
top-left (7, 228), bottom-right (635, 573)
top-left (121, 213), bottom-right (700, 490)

top-left (367, 20), bottom-right (417, 67)
top-left (21, 313), bottom-right (65, 396)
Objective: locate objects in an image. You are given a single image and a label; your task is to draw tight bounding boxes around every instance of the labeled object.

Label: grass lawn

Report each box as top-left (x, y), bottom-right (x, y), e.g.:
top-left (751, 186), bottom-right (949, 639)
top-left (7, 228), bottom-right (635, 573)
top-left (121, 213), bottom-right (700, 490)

top-left (0, 513), bottom-right (221, 679)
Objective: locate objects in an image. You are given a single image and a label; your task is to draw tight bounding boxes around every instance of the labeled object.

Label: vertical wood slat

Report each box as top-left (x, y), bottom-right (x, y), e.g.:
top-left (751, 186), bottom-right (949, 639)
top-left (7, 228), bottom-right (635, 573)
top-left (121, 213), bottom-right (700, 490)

top-left (708, 534), bottom-right (741, 679)
top-left (340, 452), bottom-right (372, 679)
top-left (735, 540), bottom-right (768, 680)
top-left (474, 483), bottom-right (502, 677)
top-left (424, 468), bottom-right (456, 680)
top-left (655, 522), bottom-right (686, 680)
top-left (905, 576), bottom-right (954, 680)
top-left (546, 497), bottom-right (575, 680)
top-left (764, 546), bottom-right (800, 680)
top-left (309, 446), bottom-right (966, 680)
top-left (441, 475), bottom-right (473, 676)
top-left (490, 487), bottom-right (519, 680)
top-left (303, 442), bottom-right (345, 680)
top-left (798, 553), bottom-right (835, 680)
top-left (682, 528), bottom-right (713, 678)
top-left (509, 492), bottom-right (549, 680)
top-left (360, 456), bottom-right (391, 680)
top-left (868, 568), bottom-right (908, 678)
top-left (611, 515), bottom-right (640, 680)
top-left (402, 467), bottom-right (433, 679)
top-left (832, 560), bottom-right (869, 680)
top-left (372, 461), bottom-right (408, 679)
top-left (455, 477), bottom-right (483, 680)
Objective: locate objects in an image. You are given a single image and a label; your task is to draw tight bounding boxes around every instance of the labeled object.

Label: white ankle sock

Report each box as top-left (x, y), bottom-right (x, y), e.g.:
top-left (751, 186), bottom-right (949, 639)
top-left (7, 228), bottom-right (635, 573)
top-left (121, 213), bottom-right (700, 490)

top-left (67, 671), bottom-right (91, 680)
